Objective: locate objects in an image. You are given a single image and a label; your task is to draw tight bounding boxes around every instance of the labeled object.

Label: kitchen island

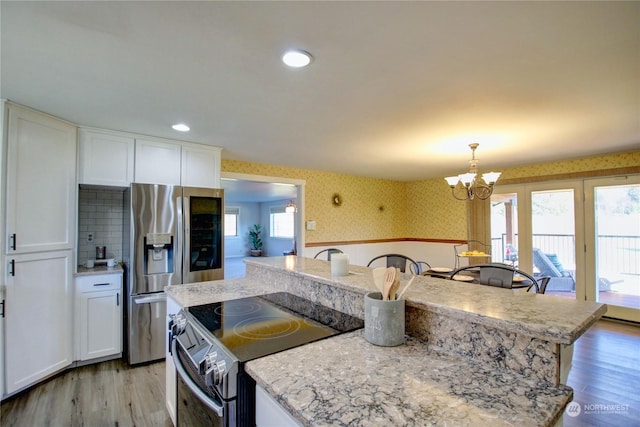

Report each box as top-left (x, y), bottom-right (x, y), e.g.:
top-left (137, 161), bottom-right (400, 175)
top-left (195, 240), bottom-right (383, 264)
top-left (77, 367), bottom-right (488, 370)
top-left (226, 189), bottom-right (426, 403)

top-left (165, 256), bottom-right (606, 427)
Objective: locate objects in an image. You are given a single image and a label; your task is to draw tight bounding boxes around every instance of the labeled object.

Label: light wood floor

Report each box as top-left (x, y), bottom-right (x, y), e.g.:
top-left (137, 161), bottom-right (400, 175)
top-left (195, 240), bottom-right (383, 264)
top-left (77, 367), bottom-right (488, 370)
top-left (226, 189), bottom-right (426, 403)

top-left (0, 360), bottom-right (172, 427)
top-left (1, 320), bottom-right (639, 427)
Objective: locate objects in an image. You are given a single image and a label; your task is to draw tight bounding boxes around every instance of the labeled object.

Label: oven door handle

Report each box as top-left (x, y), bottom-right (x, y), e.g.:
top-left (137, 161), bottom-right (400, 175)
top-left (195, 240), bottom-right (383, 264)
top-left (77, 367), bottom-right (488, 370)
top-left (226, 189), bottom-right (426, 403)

top-left (172, 339), bottom-right (224, 417)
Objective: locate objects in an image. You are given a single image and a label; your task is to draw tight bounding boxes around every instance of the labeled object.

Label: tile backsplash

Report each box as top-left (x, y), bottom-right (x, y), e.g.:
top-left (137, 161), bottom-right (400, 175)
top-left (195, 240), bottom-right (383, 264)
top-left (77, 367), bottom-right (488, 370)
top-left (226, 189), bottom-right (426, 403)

top-left (78, 187), bottom-right (125, 265)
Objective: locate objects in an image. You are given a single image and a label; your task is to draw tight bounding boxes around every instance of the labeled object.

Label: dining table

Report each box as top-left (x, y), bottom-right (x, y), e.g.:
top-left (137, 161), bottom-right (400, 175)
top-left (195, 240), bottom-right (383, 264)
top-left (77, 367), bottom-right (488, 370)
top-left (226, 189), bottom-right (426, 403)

top-left (425, 267), bottom-right (533, 289)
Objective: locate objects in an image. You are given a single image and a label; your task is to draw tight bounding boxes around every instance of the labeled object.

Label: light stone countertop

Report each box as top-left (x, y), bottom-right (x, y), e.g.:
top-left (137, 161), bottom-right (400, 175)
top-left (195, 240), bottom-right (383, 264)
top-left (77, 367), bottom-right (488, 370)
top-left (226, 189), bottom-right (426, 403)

top-left (244, 257), bottom-right (606, 345)
top-left (163, 256), bottom-right (595, 427)
top-left (75, 265), bottom-right (124, 277)
top-left (165, 277), bottom-right (277, 307)
top-left (166, 280), bottom-right (572, 426)
top-left (245, 330), bottom-right (572, 427)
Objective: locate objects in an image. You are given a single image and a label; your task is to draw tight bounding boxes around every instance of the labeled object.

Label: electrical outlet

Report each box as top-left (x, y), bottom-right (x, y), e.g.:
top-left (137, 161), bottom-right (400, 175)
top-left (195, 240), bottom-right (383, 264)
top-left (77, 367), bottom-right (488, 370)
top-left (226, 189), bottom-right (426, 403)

top-left (306, 220), bottom-right (316, 231)
top-left (87, 232), bottom-right (94, 242)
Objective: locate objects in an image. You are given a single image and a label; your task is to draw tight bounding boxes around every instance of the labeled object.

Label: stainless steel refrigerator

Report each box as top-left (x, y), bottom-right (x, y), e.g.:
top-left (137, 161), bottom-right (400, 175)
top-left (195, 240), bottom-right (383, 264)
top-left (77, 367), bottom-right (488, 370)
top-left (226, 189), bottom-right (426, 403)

top-left (123, 183), bottom-right (224, 364)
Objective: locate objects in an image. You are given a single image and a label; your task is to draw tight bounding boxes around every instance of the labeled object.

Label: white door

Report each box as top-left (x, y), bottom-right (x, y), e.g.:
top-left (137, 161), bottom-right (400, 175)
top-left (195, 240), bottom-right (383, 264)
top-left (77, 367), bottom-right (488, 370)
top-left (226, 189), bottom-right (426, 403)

top-left (5, 250), bottom-right (73, 394)
top-left (5, 105), bottom-right (77, 254)
top-left (585, 175), bottom-right (640, 322)
top-left (491, 180), bottom-right (585, 299)
top-left (79, 289), bottom-right (122, 360)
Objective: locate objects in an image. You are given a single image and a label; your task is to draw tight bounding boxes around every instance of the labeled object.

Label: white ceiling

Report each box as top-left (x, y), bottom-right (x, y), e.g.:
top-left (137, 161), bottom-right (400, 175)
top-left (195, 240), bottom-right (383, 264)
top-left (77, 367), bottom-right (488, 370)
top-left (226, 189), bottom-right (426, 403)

top-left (2, 1), bottom-right (639, 182)
top-left (221, 178), bottom-right (297, 203)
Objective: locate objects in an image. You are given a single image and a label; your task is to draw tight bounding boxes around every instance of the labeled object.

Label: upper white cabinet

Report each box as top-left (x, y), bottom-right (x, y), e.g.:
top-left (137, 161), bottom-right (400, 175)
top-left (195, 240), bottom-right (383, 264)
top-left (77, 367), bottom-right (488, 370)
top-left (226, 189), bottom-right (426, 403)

top-left (134, 138), bottom-right (182, 185)
top-left (5, 104), bottom-right (77, 254)
top-left (135, 137), bottom-right (222, 188)
top-left (78, 128), bottom-right (134, 187)
top-left (181, 142), bottom-right (221, 188)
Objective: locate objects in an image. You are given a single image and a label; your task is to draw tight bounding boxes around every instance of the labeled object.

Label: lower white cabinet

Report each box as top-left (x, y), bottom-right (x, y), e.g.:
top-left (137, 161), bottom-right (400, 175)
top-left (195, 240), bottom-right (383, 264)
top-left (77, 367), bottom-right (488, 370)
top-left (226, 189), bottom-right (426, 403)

top-left (256, 384), bottom-right (302, 427)
top-left (4, 250), bottom-right (73, 395)
top-left (75, 273), bottom-right (123, 361)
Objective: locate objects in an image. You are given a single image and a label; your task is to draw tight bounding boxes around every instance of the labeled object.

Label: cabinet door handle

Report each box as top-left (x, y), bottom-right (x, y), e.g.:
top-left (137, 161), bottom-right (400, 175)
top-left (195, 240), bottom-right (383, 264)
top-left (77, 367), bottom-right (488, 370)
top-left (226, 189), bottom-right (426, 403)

top-left (8, 260), bottom-right (15, 277)
top-left (9, 234), bottom-right (16, 251)
top-left (116, 293), bottom-right (120, 306)
top-left (93, 283), bottom-right (111, 287)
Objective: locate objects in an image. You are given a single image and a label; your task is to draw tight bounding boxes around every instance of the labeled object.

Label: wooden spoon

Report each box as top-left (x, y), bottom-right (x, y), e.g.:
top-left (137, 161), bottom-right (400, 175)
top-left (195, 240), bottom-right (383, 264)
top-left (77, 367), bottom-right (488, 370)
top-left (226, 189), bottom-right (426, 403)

top-left (372, 267), bottom-right (387, 295)
top-left (383, 267), bottom-right (396, 301)
top-left (397, 276), bottom-right (417, 300)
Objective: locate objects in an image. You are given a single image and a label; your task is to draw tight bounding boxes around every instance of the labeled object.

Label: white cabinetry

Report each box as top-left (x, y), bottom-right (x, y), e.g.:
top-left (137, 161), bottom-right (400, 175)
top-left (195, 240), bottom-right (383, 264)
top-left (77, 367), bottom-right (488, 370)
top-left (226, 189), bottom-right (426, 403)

top-left (181, 142), bottom-right (221, 188)
top-left (4, 251), bottom-right (73, 394)
top-left (75, 273), bottom-right (123, 361)
top-left (134, 138), bottom-right (182, 185)
top-left (78, 128), bottom-right (135, 187)
top-left (3, 104), bottom-right (76, 396)
top-left (5, 105), bottom-right (77, 253)
top-left (165, 295), bottom-right (180, 426)
top-left (256, 384), bottom-right (302, 427)
top-left (135, 138), bottom-right (222, 188)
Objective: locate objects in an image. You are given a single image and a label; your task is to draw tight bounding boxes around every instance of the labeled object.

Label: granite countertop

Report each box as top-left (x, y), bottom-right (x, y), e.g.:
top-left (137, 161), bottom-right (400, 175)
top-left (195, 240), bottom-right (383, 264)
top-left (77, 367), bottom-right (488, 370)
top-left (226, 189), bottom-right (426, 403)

top-left (244, 257), bottom-right (606, 345)
top-left (164, 257), bottom-right (589, 427)
top-left (165, 277), bottom-right (278, 307)
top-left (246, 330), bottom-right (571, 427)
top-left (75, 265), bottom-right (124, 276)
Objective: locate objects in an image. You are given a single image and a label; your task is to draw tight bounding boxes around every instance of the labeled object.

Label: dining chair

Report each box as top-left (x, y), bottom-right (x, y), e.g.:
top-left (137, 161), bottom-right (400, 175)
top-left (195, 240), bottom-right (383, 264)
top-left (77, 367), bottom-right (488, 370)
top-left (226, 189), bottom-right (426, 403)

top-left (479, 263), bottom-right (515, 288)
top-left (527, 276), bottom-right (550, 294)
top-left (367, 254), bottom-right (419, 274)
top-left (313, 248), bottom-right (344, 261)
top-left (411, 261), bottom-right (432, 275)
top-left (450, 263), bottom-right (539, 292)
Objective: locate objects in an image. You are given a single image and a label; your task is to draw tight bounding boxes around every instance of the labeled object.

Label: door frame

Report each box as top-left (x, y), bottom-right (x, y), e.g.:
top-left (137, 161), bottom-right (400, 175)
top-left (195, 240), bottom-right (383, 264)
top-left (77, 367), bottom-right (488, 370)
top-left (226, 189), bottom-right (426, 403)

top-left (220, 172), bottom-right (306, 257)
top-left (584, 174), bottom-right (640, 322)
top-left (492, 180), bottom-right (586, 300)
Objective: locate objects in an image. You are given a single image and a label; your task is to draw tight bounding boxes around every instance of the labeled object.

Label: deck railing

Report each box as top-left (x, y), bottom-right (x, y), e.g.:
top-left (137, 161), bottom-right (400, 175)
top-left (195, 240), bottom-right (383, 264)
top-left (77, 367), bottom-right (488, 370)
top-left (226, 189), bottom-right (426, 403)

top-left (491, 234), bottom-right (640, 275)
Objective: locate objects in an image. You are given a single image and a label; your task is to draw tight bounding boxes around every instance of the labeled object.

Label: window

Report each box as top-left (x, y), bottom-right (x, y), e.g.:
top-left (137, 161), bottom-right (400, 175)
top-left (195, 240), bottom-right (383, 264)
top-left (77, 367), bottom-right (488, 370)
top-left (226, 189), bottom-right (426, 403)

top-left (224, 207), bottom-right (239, 237)
top-left (270, 206), bottom-right (294, 238)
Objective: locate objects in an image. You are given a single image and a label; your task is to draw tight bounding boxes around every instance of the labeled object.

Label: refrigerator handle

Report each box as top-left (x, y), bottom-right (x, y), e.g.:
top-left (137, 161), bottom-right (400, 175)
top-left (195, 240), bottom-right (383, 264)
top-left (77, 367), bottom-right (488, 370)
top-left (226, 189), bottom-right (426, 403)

top-left (177, 194), bottom-right (184, 282)
top-left (180, 193), bottom-right (189, 281)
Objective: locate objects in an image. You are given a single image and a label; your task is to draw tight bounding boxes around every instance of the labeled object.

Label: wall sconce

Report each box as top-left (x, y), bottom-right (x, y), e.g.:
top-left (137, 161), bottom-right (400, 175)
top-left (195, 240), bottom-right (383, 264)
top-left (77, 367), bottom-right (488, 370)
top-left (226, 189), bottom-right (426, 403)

top-left (285, 200), bottom-right (297, 213)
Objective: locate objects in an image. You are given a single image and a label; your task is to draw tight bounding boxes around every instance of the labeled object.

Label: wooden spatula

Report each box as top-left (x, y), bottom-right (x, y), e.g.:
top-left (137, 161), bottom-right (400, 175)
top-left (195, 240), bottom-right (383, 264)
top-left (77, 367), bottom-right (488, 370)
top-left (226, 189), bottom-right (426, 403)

top-left (383, 267), bottom-right (396, 301)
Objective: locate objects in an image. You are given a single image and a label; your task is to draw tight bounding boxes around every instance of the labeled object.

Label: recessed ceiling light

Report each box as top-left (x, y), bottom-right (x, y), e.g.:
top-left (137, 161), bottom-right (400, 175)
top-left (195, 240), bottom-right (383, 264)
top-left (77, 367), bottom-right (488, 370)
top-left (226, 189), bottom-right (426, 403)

top-left (282, 50), bottom-right (313, 68)
top-left (172, 123), bottom-right (190, 132)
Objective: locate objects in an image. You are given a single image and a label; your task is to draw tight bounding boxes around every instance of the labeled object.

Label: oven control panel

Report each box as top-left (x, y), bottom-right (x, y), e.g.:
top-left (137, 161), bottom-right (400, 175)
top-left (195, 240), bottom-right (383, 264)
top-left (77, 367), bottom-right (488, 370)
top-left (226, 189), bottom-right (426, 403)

top-left (200, 351), bottom-right (226, 387)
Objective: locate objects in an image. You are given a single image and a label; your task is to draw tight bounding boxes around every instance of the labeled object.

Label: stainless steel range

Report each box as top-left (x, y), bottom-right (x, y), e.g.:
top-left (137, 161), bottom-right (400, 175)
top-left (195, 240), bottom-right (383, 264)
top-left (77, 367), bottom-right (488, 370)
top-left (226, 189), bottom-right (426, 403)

top-left (169, 292), bottom-right (364, 427)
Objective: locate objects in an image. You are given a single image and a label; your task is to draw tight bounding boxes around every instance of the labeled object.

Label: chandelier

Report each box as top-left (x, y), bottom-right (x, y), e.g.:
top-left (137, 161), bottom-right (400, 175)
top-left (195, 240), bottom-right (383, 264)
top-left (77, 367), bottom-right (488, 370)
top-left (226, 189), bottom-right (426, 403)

top-left (444, 143), bottom-right (501, 201)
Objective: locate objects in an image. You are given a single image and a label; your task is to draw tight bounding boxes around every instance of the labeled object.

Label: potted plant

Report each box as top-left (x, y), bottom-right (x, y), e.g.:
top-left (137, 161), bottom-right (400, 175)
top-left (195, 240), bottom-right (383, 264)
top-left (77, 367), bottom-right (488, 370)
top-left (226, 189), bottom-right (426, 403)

top-left (249, 224), bottom-right (263, 256)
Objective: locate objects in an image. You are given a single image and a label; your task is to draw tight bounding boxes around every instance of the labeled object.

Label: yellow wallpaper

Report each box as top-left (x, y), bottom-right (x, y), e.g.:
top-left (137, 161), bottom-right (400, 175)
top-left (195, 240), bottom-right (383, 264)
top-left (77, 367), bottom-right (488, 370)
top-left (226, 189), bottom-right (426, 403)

top-left (223, 150), bottom-right (640, 244)
top-left (222, 160), bottom-right (407, 243)
top-left (499, 151), bottom-right (640, 179)
top-left (406, 178), bottom-right (468, 240)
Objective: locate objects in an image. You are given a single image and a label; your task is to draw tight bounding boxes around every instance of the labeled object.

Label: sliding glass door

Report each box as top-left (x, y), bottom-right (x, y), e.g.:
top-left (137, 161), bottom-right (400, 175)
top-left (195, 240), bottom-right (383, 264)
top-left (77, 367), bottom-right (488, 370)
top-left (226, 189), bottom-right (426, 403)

top-left (491, 181), bottom-right (583, 301)
top-left (491, 175), bottom-right (640, 322)
top-left (585, 176), bottom-right (640, 322)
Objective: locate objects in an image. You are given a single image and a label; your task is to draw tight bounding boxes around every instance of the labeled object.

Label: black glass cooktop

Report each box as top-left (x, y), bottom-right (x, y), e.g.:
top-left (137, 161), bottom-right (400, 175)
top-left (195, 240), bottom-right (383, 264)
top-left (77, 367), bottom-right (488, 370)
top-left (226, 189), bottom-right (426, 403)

top-left (187, 292), bottom-right (364, 362)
